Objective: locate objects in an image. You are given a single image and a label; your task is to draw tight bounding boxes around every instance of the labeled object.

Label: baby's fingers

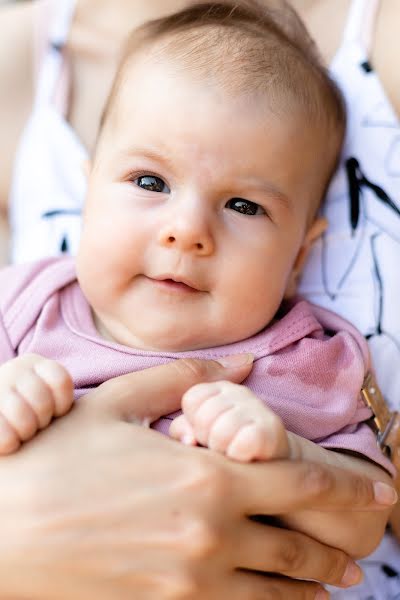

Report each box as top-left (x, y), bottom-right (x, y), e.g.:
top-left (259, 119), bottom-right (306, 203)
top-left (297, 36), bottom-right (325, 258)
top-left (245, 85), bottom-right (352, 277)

top-left (0, 356), bottom-right (73, 454)
top-left (0, 388), bottom-right (39, 445)
top-left (7, 359), bottom-right (73, 432)
top-left (181, 381), bottom-right (236, 447)
top-left (183, 381), bottom-right (290, 461)
top-left (0, 411), bottom-right (22, 454)
top-left (32, 359), bottom-right (74, 418)
top-left (227, 421), bottom-right (289, 462)
top-left (169, 414), bottom-right (197, 445)
top-left (14, 364), bottom-right (71, 429)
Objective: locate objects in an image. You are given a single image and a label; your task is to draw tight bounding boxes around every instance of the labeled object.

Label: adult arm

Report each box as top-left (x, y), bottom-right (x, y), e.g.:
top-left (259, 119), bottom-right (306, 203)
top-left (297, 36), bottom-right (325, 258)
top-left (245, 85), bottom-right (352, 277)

top-left (0, 357), bottom-right (393, 600)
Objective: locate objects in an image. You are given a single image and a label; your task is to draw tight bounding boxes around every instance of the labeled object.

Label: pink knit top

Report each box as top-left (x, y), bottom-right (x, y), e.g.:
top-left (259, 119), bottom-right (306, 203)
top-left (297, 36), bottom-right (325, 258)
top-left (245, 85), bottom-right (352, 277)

top-left (0, 257), bottom-right (393, 475)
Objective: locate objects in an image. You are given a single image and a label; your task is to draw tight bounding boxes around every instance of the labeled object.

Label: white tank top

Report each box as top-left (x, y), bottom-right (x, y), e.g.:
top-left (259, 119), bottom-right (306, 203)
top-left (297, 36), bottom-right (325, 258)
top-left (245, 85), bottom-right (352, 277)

top-left (299, 0), bottom-right (400, 416)
top-left (9, 0), bottom-right (87, 264)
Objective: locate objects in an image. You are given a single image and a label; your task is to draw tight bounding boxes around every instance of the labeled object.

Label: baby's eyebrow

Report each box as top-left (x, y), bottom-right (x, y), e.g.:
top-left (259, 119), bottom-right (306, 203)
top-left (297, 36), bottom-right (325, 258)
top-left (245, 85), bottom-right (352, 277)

top-left (116, 145), bottom-right (174, 170)
top-left (242, 177), bottom-right (291, 210)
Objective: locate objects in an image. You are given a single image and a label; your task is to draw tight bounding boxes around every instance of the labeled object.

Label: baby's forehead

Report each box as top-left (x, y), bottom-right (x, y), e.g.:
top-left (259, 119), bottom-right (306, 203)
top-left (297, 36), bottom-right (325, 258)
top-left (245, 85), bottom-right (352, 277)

top-left (98, 63), bottom-right (325, 222)
top-left (108, 44), bottom-right (304, 146)
top-left (109, 52), bottom-right (303, 153)
top-left (110, 49), bottom-right (326, 160)
top-left (114, 26), bottom-right (298, 112)
top-left (98, 1), bottom-right (344, 165)
top-left (104, 20), bottom-right (339, 145)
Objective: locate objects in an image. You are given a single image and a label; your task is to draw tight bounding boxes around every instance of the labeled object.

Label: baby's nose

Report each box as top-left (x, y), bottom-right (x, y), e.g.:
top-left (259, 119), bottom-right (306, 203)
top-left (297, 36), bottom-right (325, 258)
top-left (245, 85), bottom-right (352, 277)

top-left (158, 216), bottom-right (214, 256)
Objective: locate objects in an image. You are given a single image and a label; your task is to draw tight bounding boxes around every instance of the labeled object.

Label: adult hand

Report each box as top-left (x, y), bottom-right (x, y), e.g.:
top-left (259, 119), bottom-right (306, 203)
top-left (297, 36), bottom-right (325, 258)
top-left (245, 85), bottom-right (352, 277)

top-left (0, 357), bottom-right (393, 600)
top-left (389, 475), bottom-right (400, 541)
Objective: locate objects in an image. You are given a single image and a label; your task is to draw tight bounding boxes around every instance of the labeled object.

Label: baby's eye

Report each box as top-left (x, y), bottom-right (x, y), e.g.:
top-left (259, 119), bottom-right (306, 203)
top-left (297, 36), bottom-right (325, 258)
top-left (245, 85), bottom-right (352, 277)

top-left (225, 198), bottom-right (265, 216)
top-left (134, 175), bottom-right (170, 193)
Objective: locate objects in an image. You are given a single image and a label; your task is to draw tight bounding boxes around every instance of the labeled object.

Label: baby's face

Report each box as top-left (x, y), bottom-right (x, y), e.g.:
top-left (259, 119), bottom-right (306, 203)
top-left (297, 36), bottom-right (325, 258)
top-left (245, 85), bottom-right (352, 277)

top-left (77, 57), bottom-right (325, 351)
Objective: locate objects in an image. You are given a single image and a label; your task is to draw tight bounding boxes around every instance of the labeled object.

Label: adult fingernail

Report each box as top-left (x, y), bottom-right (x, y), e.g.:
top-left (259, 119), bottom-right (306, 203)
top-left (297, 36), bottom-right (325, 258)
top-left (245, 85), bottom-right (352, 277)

top-left (218, 353), bottom-right (254, 368)
top-left (315, 588), bottom-right (330, 600)
top-left (340, 561), bottom-right (363, 586)
top-left (374, 481), bottom-right (398, 505)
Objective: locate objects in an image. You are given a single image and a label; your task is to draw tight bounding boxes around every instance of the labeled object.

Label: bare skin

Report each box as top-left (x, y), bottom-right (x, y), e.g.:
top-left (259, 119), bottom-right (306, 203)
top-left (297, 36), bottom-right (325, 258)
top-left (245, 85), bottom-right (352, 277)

top-left (0, 357), bottom-right (395, 600)
top-left (291, 0), bottom-right (400, 121)
top-left (0, 353), bottom-right (393, 561)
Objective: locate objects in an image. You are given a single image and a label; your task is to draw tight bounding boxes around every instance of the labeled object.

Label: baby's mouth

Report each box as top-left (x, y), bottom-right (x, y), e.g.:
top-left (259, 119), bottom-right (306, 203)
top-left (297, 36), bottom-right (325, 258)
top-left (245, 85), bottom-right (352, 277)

top-left (146, 274), bottom-right (203, 293)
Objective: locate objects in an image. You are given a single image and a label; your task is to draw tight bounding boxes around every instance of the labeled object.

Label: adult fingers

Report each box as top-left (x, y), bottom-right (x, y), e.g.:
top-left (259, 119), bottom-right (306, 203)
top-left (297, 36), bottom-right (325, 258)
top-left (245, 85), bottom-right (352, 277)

top-left (231, 459), bottom-right (397, 514)
top-left (236, 519), bottom-right (361, 588)
top-left (85, 354), bottom-right (254, 422)
top-left (231, 571), bottom-right (327, 600)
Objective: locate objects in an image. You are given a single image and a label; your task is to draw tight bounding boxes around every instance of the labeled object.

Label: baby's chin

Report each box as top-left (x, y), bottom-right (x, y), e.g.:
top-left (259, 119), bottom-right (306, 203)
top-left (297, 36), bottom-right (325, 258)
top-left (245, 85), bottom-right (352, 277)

top-left (94, 312), bottom-right (268, 353)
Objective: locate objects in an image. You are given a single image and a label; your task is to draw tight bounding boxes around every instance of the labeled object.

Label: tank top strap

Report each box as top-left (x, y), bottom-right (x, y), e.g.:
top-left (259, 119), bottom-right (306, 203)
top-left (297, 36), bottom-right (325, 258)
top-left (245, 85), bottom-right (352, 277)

top-left (341, 0), bottom-right (380, 56)
top-left (32, 0), bottom-right (53, 85)
top-left (34, 0), bottom-right (76, 111)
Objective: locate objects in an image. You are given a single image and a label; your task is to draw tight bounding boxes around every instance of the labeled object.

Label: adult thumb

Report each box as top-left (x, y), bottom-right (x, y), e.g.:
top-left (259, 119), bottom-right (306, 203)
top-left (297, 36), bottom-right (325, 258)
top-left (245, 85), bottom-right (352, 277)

top-left (86, 354), bottom-right (254, 422)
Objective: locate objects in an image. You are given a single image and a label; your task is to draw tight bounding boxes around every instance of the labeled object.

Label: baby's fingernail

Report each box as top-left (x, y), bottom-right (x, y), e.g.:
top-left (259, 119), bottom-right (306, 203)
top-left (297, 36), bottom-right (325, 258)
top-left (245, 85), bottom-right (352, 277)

top-left (374, 481), bottom-right (398, 505)
top-left (315, 588), bottom-right (330, 600)
top-left (218, 353), bottom-right (254, 368)
top-left (340, 561), bottom-right (363, 586)
top-left (182, 433), bottom-right (196, 446)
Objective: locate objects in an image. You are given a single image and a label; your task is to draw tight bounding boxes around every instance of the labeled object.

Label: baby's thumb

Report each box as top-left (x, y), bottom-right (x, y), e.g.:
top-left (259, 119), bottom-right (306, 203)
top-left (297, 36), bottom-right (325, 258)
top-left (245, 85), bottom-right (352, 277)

top-left (86, 354), bottom-right (254, 423)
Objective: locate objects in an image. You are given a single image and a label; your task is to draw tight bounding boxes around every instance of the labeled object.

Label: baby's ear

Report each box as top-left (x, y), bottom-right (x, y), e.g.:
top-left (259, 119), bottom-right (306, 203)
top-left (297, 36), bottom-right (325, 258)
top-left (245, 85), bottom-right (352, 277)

top-left (284, 217), bottom-right (327, 298)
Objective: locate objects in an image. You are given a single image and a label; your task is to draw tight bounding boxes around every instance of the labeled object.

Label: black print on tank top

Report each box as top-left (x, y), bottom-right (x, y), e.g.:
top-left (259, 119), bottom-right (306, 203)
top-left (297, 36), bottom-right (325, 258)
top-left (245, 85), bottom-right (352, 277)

top-left (60, 237), bottom-right (68, 253)
top-left (42, 209), bottom-right (81, 219)
top-left (320, 157), bottom-right (400, 353)
top-left (361, 60), bottom-right (373, 73)
top-left (345, 157), bottom-right (400, 231)
top-left (356, 560), bottom-right (400, 599)
top-left (41, 208), bottom-right (82, 256)
top-left (50, 40), bottom-right (64, 53)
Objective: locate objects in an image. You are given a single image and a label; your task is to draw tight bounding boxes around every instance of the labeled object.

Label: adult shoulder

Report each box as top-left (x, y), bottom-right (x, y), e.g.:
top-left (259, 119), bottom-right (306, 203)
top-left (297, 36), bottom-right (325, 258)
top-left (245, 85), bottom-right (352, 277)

top-left (288, 0), bottom-right (351, 65)
top-left (0, 0), bottom-right (36, 215)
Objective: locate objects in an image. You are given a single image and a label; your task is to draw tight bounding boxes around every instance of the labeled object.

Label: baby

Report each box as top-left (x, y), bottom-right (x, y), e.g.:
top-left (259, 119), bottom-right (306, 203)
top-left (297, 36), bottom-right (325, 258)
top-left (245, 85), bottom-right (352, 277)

top-left (0, 2), bottom-right (392, 474)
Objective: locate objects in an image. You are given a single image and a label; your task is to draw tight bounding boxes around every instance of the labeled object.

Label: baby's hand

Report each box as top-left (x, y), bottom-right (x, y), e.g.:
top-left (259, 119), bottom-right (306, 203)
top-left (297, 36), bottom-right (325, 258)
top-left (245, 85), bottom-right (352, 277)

top-left (170, 381), bottom-right (290, 462)
top-left (0, 354), bottom-right (73, 454)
